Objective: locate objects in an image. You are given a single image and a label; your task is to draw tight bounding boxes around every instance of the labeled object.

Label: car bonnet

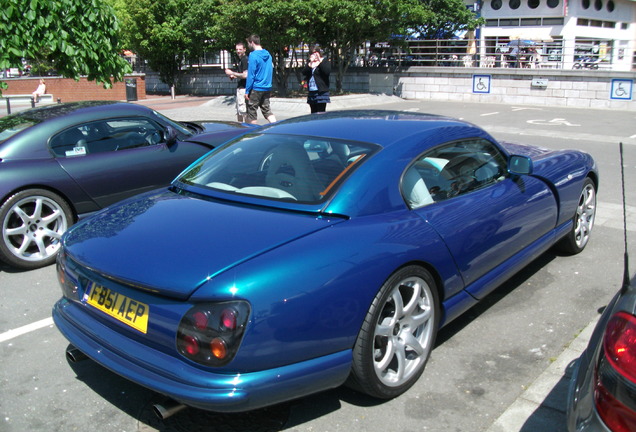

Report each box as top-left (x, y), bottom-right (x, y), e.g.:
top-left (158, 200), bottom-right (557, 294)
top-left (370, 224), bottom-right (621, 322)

top-left (62, 189), bottom-right (344, 299)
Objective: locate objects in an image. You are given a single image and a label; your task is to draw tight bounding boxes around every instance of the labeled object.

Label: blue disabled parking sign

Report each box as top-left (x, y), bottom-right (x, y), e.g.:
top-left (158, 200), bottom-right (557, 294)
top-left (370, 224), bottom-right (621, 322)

top-left (610, 79), bottom-right (633, 100)
top-left (473, 75), bottom-right (491, 94)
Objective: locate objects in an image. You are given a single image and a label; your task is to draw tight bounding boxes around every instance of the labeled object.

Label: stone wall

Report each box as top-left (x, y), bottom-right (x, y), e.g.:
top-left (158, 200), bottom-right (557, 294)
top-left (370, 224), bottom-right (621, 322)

top-left (147, 66), bottom-right (636, 111)
top-left (5, 67), bottom-right (634, 111)
top-left (389, 68), bottom-right (636, 111)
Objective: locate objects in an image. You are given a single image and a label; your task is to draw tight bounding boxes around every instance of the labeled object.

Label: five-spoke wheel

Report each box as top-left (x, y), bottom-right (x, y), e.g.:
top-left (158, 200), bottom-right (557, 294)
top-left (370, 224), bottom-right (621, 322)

top-left (350, 266), bottom-right (439, 399)
top-left (557, 177), bottom-right (596, 254)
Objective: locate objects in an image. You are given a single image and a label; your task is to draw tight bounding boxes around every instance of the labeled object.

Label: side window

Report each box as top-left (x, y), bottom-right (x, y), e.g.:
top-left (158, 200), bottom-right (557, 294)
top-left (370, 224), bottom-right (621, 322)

top-left (50, 127), bottom-right (89, 157)
top-left (402, 139), bottom-right (507, 209)
top-left (49, 118), bottom-right (163, 157)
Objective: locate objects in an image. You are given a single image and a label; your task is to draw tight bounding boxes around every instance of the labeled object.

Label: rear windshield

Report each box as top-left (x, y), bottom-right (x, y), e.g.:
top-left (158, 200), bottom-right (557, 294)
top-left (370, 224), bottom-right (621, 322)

top-left (0, 117), bottom-right (36, 143)
top-left (177, 133), bottom-right (379, 204)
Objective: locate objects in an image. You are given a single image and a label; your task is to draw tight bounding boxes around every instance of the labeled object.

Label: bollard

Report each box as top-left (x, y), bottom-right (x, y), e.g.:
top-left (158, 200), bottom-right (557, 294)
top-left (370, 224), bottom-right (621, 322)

top-left (31, 97), bottom-right (35, 108)
top-left (6, 98), bottom-right (10, 115)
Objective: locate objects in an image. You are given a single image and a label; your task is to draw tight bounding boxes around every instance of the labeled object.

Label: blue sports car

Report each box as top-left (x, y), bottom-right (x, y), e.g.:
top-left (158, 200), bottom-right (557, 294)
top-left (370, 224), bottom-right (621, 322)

top-left (0, 101), bottom-right (251, 270)
top-left (53, 110), bottom-right (598, 416)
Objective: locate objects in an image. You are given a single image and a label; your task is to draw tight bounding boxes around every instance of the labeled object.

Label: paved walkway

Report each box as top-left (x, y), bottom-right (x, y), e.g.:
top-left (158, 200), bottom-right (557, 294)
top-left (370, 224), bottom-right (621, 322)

top-left (135, 93), bottom-right (403, 122)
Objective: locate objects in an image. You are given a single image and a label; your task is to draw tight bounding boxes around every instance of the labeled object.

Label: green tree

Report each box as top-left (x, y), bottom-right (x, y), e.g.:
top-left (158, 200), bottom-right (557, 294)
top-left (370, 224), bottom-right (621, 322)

top-left (409, 0), bottom-right (484, 39)
top-left (104, 0), bottom-right (132, 49)
top-left (210, 0), bottom-right (311, 97)
top-left (309, 0), bottom-right (427, 92)
top-left (210, 0), bottom-right (433, 94)
top-left (123, 0), bottom-right (217, 93)
top-left (0, 0), bottom-right (131, 89)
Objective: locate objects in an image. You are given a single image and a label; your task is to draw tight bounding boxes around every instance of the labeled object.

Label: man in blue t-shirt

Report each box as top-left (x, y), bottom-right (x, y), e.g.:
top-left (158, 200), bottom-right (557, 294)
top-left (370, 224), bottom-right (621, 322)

top-left (245, 34), bottom-right (277, 124)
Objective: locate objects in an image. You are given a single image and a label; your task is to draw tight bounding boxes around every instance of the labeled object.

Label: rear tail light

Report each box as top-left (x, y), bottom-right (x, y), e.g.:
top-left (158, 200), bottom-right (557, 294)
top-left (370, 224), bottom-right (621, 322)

top-left (604, 312), bottom-right (636, 383)
top-left (56, 249), bottom-right (80, 300)
top-left (177, 301), bottom-right (250, 367)
top-left (594, 311), bottom-right (636, 432)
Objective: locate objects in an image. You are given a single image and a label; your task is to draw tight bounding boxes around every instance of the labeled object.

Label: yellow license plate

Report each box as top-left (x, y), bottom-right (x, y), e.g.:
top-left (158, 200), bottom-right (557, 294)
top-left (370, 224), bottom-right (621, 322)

top-left (85, 282), bottom-right (149, 334)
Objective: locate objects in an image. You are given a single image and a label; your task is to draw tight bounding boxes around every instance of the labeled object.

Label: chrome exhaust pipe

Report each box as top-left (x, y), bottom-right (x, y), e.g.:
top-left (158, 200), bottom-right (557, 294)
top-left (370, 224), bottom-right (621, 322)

top-left (66, 346), bottom-right (88, 362)
top-left (153, 400), bottom-right (187, 420)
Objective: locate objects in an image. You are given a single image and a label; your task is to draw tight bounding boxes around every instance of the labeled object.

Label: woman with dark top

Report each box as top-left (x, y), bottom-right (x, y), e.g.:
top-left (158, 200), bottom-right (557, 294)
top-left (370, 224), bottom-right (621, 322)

top-left (302, 46), bottom-right (331, 113)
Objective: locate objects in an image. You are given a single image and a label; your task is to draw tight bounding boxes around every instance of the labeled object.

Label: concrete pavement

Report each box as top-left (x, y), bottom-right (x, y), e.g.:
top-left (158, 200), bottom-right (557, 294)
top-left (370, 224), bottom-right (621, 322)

top-left (486, 318), bottom-right (597, 432)
top-left (134, 93), bottom-right (403, 123)
top-left (133, 93), bottom-right (601, 432)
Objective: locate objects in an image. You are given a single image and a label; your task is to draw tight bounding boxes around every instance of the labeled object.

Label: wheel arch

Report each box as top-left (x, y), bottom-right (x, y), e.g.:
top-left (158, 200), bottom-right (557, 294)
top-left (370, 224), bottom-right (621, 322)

top-left (586, 171), bottom-right (599, 193)
top-left (1, 184), bottom-right (79, 223)
top-left (385, 260), bottom-right (446, 308)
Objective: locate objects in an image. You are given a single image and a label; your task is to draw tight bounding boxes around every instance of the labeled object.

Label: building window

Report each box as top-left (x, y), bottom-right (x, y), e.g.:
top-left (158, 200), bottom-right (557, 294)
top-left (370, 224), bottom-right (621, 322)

top-left (543, 17), bottom-right (564, 25)
top-left (621, 22), bottom-right (629, 29)
top-left (577, 18), bottom-right (590, 26)
top-left (509, 0), bottom-right (521, 8)
top-left (607, 0), bottom-right (615, 11)
top-left (491, 0), bottom-right (503, 10)
top-left (547, 0), bottom-right (559, 7)
top-left (528, 0), bottom-right (540, 8)
top-left (521, 18), bottom-right (541, 25)
top-left (582, 0), bottom-right (590, 8)
top-left (594, 0), bottom-right (602, 10)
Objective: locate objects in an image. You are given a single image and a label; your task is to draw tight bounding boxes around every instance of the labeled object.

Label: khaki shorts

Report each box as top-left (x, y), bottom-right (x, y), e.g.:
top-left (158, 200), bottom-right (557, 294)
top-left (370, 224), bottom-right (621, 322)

top-left (236, 88), bottom-right (247, 116)
top-left (246, 90), bottom-right (274, 122)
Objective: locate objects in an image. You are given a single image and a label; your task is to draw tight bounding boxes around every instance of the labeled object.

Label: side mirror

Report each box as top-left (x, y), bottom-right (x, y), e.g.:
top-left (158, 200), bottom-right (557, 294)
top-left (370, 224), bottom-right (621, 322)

top-left (164, 126), bottom-right (178, 146)
top-left (508, 155), bottom-right (533, 175)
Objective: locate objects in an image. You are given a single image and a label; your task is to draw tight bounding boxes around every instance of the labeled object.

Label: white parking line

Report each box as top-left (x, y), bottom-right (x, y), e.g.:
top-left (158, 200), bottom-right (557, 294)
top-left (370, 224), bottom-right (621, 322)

top-left (0, 317), bottom-right (54, 343)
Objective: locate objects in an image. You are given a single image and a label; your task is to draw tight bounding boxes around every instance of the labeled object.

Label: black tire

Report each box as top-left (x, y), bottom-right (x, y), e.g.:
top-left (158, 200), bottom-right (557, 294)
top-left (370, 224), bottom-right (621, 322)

top-left (348, 265), bottom-right (439, 399)
top-left (555, 178), bottom-right (596, 255)
top-left (0, 189), bottom-right (73, 270)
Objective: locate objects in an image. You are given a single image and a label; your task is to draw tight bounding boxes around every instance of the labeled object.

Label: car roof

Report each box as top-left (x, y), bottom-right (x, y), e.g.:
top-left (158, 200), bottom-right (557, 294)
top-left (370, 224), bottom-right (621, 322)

top-left (218, 110), bottom-right (498, 217)
top-left (12, 101), bottom-right (150, 123)
top-left (257, 110), bottom-right (488, 149)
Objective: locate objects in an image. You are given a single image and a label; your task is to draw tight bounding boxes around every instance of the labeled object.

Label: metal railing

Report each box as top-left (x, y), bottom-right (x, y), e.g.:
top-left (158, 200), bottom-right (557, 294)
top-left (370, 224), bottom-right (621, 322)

top-left (354, 39), bottom-right (636, 71)
top-left (139, 38), bottom-right (636, 73)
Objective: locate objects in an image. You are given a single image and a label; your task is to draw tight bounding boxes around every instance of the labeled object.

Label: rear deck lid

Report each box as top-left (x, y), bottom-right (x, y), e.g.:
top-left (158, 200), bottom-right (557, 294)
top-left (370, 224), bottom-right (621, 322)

top-left (63, 189), bottom-right (342, 299)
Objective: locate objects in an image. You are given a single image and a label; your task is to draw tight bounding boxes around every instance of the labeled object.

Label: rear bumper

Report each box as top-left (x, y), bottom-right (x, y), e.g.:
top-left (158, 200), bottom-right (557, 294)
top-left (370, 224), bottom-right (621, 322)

top-left (566, 292), bottom-right (620, 432)
top-left (53, 298), bottom-right (352, 412)
top-left (566, 349), bottom-right (611, 432)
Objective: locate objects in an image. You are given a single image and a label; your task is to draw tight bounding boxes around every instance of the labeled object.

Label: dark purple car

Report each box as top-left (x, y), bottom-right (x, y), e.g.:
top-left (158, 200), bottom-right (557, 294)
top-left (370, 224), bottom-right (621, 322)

top-left (0, 101), bottom-right (252, 270)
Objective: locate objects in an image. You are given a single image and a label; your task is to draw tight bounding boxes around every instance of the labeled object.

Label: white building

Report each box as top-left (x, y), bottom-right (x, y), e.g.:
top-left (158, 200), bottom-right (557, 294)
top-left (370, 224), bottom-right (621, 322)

top-left (476, 0), bottom-right (636, 70)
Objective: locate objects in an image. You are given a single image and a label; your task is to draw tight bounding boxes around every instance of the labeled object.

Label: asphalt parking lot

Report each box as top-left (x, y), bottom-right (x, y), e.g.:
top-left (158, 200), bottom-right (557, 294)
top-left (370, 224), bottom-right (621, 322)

top-left (1, 95), bottom-right (635, 431)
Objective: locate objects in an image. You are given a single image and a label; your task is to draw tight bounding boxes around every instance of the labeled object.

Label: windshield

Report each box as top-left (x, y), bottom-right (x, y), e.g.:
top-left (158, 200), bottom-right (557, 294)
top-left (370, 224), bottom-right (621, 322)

top-left (177, 133), bottom-right (378, 204)
top-left (152, 110), bottom-right (193, 138)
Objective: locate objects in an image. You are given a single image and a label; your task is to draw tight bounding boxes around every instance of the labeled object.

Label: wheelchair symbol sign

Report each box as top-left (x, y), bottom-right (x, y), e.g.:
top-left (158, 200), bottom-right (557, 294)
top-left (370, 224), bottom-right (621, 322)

top-left (473, 75), bottom-right (491, 94)
top-left (611, 79), bottom-right (633, 100)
